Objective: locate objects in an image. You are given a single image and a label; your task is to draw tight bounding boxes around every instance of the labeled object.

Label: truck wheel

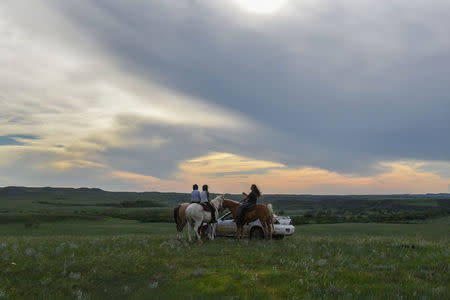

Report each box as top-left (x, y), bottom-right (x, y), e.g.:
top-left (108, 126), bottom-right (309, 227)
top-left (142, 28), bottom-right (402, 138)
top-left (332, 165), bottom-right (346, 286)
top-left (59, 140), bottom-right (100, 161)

top-left (250, 227), bottom-right (264, 240)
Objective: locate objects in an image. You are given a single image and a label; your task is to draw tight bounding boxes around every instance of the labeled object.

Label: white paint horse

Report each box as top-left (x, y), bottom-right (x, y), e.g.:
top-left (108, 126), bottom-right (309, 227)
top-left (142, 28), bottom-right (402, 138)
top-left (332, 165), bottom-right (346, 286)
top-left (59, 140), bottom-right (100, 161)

top-left (185, 195), bottom-right (225, 243)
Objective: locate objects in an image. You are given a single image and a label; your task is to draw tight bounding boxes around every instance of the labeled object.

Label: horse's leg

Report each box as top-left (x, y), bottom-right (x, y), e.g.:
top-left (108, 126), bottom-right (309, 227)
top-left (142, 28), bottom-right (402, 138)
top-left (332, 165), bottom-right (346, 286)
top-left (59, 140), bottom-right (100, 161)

top-left (178, 219), bottom-right (187, 241)
top-left (176, 217), bottom-right (181, 240)
top-left (258, 217), bottom-right (266, 239)
top-left (193, 219), bottom-right (203, 243)
top-left (187, 220), bottom-right (193, 242)
top-left (182, 219), bottom-right (187, 238)
top-left (260, 219), bottom-right (267, 239)
top-left (266, 218), bottom-right (272, 240)
top-left (210, 223), bottom-right (216, 240)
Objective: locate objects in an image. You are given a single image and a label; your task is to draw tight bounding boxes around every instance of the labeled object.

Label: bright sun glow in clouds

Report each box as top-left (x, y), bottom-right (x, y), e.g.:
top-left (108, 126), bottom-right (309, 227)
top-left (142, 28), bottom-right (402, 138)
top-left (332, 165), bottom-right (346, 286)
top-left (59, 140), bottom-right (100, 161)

top-left (233, 0), bottom-right (288, 15)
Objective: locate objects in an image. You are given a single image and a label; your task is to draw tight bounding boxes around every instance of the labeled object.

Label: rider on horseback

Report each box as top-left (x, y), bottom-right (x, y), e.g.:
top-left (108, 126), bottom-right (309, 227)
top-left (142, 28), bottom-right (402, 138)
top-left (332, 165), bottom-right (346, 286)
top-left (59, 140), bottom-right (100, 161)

top-left (237, 184), bottom-right (261, 223)
top-left (191, 184), bottom-right (201, 203)
top-left (200, 185), bottom-right (216, 223)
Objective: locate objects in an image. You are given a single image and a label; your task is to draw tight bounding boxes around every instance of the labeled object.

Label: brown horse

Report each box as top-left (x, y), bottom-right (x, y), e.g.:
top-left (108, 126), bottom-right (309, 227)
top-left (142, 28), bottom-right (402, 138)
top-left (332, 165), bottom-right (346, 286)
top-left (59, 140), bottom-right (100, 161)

top-left (173, 203), bottom-right (190, 240)
top-left (223, 199), bottom-right (274, 239)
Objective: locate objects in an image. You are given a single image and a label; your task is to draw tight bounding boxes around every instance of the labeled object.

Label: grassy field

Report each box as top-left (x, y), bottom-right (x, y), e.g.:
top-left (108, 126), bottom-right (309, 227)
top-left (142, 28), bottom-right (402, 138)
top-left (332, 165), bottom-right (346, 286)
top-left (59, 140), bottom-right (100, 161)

top-left (0, 217), bottom-right (449, 299)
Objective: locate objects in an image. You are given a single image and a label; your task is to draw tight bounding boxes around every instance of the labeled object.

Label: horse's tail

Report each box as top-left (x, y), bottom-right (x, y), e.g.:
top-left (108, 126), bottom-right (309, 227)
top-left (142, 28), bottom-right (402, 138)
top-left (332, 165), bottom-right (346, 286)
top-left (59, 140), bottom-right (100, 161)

top-left (267, 203), bottom-right (275, 232)
top-left (174, 205), bottom-right (181, 231)
top-left (267, 203), bottom-right (274, 219)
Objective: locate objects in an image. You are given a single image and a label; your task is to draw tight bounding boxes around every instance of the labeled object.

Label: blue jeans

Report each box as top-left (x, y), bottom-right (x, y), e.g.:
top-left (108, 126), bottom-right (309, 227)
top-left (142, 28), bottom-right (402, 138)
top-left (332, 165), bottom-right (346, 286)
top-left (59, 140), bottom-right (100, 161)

top-left (237, 202), bottom-right (253, 221)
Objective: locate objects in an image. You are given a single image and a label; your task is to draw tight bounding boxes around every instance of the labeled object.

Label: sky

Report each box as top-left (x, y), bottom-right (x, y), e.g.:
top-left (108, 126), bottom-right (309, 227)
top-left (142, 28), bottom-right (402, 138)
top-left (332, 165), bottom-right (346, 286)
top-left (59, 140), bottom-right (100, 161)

top-left (0, 0), bottom-right (449, 194)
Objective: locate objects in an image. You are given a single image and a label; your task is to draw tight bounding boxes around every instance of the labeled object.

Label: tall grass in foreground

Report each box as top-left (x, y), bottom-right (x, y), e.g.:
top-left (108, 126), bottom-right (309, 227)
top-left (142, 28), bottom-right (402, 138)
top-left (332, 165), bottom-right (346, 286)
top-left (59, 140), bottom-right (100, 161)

top-left (0, 232), bottom-right (448, 299)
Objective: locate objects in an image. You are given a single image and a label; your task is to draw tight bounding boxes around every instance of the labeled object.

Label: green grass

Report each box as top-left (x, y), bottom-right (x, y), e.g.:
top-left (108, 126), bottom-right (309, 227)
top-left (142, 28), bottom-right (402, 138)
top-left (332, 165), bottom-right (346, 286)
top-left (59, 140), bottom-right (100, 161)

top-left (0, 218), bottom-right (449, 299)
top-left (0, 219), bottom-right (173, 237)
top-left (2, 187), bottom-right (449, 298)
top-left (296, 219), bottom-right (450, 241)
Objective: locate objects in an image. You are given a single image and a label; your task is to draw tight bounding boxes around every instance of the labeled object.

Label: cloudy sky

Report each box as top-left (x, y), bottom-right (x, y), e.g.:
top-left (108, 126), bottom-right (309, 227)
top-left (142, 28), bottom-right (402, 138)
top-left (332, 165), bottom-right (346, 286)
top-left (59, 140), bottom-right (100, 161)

top-left (1, 0), bottom-right (449, 194)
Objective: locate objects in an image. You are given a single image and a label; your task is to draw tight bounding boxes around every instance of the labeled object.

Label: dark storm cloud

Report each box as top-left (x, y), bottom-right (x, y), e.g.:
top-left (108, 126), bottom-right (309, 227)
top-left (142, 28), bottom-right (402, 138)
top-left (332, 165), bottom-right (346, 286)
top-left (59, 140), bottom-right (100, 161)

top-left (53, 0), bottom-right (450, 175)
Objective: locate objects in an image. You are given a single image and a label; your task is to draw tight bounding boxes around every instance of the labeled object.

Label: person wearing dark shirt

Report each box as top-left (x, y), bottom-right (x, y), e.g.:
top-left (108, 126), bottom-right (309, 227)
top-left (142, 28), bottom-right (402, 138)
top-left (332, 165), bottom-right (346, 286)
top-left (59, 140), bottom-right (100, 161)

top-left (237, 184), bottom-right (261, 223)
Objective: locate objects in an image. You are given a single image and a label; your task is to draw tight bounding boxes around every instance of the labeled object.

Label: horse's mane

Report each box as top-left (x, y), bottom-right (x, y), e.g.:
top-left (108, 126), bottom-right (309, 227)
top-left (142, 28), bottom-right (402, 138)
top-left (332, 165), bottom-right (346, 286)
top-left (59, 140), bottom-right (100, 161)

top-left (223, 198), bottom-right (239, 206)
top-left (210, 195), bottom-right (225, 208)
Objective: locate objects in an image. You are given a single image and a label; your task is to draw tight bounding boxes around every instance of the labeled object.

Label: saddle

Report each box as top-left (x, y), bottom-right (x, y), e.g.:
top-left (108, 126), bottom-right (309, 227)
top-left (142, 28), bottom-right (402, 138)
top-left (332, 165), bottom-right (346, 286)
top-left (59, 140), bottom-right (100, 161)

top-left (200, 203), bottom-right (212, 212)
top-left (245, 203), bottom-right (257, 213)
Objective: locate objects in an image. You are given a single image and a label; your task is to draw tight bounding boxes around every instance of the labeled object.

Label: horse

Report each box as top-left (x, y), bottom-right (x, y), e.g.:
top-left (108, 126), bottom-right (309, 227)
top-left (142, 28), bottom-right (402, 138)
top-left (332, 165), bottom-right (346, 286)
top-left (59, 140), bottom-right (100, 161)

top-left (223, 199), bottom-right (274, 239)
top-left (185, 195), bottom-right (225, 243)
top-left (173, 203), bottom-right (190, 240)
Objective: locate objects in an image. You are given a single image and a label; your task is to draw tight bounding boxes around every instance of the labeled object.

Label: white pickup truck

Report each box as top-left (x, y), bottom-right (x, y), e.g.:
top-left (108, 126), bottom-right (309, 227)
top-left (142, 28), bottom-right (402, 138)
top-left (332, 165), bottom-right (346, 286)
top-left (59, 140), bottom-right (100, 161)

top-left (213, 212), bottom-right (295, 239)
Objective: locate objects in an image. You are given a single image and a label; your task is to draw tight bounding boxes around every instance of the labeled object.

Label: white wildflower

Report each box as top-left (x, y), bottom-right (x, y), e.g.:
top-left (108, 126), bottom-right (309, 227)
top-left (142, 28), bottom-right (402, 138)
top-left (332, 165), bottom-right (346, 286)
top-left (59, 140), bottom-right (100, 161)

top-left (73, 289), bottom-right (83, 300)
top-left (317, 259), bottom-right (327, 266)
top-left (69, 272), bottom-right (81, 280)
top-left (25, 248), bottom-right (35, 256)
top-left (55, 243), bottom-right (65, 255)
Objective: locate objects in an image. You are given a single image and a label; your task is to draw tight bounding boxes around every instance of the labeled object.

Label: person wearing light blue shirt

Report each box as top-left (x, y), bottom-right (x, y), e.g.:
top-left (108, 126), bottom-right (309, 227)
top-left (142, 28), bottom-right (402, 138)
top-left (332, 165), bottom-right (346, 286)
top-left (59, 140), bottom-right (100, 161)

top-left (190, 184), bottom-right (201, 203)
top-left (201, 184), bottom-right (216, 223)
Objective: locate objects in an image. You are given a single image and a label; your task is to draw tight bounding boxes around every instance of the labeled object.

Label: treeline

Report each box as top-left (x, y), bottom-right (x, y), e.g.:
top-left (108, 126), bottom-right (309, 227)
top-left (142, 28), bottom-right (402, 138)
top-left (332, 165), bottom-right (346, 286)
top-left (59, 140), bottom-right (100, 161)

top-left (35, 200), bottom-right (162, 208)
top-left (290, 207), bottom-right (449, 225)
top-left (2, 186), bottom-right (450, 225)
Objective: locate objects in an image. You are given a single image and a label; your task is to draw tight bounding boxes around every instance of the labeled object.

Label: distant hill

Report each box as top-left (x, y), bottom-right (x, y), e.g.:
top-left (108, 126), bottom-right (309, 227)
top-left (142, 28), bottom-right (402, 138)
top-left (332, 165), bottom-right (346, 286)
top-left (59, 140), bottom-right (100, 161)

top-left (1, 186), bottom-right (449, 209)
top-left (0, 186), bottom-right (189, 208)
top-left (1, 186), bottom-right (449, 224)
top-left (0, 186), bottom-right (450, 205)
